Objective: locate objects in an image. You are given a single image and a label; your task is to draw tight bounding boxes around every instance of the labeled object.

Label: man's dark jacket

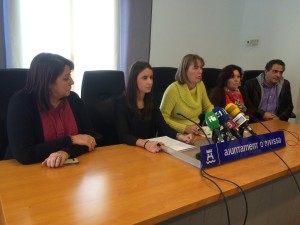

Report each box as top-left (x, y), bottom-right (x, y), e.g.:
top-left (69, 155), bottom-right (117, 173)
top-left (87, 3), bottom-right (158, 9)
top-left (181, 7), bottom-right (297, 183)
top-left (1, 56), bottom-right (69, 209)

top-left (243, 73), bottom-right (294, 121)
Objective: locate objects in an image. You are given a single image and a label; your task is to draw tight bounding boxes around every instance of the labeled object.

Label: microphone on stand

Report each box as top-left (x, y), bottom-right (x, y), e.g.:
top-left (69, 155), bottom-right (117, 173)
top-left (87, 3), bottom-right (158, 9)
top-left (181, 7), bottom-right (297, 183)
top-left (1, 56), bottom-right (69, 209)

top-left (205, 112), bottom-right (224, 143)
top-left (176, 112), bottom-right (211, 145)
top-left (226, 114), bottom-right (243, 139)
top-left (213, 106), bottom-right (236, 141)
top-left (225, 103), bottom-right (257, 136)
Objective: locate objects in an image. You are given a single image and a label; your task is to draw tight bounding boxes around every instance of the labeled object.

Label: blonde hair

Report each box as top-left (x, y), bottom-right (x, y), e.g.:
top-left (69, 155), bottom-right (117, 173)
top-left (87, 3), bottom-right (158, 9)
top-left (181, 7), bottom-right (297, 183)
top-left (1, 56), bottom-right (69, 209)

top-left (175, 54), bottom-right (205, 84)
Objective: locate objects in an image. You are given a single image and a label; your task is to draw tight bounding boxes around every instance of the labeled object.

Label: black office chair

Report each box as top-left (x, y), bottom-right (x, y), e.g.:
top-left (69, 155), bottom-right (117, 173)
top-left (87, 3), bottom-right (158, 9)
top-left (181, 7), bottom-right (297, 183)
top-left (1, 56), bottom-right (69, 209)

top-left (152, 67), bottom-right (177, 106)
top-left (81, 70), bottom-right (125, 146)
top-left (290, 112), bottom-right (296, 119)
top-left (241, 70), bottom-right (264, 86)
top-left (202, 68), bottom-right (221, 95)
top-left (0, 69), bottom-right (28, 160)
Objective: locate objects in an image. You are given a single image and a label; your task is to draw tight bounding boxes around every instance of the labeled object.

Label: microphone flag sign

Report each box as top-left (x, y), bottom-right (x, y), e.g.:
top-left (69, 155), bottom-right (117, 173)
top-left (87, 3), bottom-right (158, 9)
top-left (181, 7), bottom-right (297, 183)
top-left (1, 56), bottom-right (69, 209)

top-left (200, 130), bottom-right (286, 168)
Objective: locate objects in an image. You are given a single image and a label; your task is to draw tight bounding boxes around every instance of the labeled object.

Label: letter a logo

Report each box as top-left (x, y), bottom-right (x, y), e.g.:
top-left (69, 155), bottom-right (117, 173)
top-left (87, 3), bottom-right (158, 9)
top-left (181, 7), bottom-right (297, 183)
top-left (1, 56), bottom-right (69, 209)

top-left (206, 149), bottom-right (216, 164)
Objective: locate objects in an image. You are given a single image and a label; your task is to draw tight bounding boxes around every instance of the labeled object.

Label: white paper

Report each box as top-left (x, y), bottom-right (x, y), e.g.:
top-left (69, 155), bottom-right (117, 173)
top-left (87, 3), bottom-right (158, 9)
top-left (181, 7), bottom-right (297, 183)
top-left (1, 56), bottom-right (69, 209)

top-left (148, 136), bottom-right (195, 152)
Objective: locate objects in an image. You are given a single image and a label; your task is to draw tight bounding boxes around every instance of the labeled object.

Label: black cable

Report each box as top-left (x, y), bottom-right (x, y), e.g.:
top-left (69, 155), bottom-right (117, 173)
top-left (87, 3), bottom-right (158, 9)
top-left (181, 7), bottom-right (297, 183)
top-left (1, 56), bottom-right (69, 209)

top-left (250, 118), bottom-right (272, 133)
top-left (176, 112), bottom-right (212, 144)
top-left (249, 120), bottom-right (300, 192)
top-left (201, 169), bottom-right (248, 225)
top-left (200, 168), bottom-right (231, 225)
top-left (269, 147), bottom-right (300, 192)
top-left (249, 118), bottom-right (300, 192)
top-left (278, 128), bottom-right (299, 146)
top-left (253, 118), bottom-right (299, 145)
top-left (274, 128), bottom-right (300, 192)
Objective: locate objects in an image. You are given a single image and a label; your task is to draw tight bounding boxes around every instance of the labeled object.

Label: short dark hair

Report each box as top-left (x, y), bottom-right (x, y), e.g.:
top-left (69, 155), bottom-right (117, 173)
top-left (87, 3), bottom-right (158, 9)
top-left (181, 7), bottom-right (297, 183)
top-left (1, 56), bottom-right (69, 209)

top-left (217, 64), bottom-right (243, 88)
top-left (175, 54), bottom-right (205, 84)
top-left (126, 61), bottom-right (153, 120)
top-left (265, 59), bottom-right (285, 72)
top-left (24, 53), bottom-right (74, 111)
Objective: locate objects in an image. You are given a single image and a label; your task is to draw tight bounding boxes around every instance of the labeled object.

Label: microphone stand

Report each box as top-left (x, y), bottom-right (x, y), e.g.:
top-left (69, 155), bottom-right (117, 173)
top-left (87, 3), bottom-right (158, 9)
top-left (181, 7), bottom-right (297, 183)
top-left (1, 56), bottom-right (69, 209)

top-left (177, 113), bottom-right (212, 145)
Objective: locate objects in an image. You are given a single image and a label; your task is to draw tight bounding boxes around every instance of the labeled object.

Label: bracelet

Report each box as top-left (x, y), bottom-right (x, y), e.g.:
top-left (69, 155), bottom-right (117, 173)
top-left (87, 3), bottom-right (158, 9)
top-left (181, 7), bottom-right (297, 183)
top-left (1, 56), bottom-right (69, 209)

top-left (176, 133), bottom-right (181, 139)
top-left (143, 140), bottom-right (149, 149)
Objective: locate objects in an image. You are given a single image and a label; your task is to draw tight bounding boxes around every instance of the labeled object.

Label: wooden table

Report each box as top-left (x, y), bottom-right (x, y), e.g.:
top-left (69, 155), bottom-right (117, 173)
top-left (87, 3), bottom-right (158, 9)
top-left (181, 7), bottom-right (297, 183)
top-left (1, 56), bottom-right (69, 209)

top-left (0, 120), bottom-right (300, 225)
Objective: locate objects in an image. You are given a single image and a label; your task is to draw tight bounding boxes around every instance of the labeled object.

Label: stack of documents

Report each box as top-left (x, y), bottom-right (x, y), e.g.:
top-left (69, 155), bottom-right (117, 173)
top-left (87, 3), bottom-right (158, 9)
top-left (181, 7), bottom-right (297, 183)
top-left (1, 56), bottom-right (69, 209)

top-left (149, 136), bottom-right (201, 168)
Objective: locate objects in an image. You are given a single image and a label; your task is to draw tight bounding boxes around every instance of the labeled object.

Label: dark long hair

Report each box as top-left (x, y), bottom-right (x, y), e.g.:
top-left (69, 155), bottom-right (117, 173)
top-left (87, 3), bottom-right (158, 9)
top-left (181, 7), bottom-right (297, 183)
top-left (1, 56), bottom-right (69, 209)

top-left (24, 53), bottom-right (74, 111)
top-left (216, 64), bottom-right (243, 88)
top-left (126, 61), bottom-right (154, 120)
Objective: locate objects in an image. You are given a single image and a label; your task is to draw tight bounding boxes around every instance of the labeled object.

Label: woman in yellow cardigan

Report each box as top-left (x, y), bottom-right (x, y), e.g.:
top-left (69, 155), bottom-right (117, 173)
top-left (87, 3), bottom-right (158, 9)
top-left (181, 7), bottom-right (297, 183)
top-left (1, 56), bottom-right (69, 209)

top-left (160, 54), bottom-right (214, 135)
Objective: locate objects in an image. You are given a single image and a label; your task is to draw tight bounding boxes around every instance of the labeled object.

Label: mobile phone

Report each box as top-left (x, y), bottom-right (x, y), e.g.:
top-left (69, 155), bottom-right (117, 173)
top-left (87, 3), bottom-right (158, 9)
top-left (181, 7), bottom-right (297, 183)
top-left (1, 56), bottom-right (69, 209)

top-left (64, 158), bottom-right (79, 165)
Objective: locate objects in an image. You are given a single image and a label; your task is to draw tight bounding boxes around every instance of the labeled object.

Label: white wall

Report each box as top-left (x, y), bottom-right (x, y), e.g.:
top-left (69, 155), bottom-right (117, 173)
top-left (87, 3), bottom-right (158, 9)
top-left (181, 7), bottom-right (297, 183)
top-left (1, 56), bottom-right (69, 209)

top-left (150, 0), bottom-right (244, 67)
top-left (150, 0), bottom-right (300, 122)
top-left (237, 0), bottom-right (300, 122)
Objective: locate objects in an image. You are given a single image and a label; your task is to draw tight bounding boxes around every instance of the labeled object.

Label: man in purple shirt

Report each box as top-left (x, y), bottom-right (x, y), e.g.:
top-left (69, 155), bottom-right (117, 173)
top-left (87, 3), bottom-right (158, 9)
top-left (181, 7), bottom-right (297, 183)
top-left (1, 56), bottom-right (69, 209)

top-left (243, 59), bottom-right (294, 121)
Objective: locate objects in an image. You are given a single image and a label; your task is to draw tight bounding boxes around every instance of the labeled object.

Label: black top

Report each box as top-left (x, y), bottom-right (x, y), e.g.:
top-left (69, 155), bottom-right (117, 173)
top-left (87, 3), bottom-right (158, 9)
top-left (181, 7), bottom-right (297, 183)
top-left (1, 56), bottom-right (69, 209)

top-left (115, 95), bottom-right (177, 146)
top-left (5, 90), bottom-right (96, 164)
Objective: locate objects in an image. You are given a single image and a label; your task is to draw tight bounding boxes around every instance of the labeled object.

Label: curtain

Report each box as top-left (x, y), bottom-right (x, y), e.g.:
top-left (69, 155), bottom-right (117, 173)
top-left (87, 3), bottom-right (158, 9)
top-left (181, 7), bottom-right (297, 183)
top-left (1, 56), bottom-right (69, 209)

top-left (1, 0), bottom-right (153, 89)
top-left (1, 0), bottom-right (118, 95)
top-left (118, 0), bottom-right (152, 81)
top-left (0, 0), bottom-right (6, 68)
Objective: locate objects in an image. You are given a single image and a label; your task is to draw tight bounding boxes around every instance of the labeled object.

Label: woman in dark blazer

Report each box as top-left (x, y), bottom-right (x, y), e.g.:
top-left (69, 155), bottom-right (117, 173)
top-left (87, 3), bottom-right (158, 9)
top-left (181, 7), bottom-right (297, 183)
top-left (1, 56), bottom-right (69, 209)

top-left (116, 61), bottom-right (193, 153)
top-left (5, 53), bottom-right (97, 167)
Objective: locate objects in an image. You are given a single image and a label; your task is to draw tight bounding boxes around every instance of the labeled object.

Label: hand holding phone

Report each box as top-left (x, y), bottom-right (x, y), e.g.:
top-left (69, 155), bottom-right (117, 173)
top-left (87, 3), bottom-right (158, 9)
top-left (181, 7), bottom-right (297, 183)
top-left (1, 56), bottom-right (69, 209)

top-left (64, 158), bottom-right (79, 165)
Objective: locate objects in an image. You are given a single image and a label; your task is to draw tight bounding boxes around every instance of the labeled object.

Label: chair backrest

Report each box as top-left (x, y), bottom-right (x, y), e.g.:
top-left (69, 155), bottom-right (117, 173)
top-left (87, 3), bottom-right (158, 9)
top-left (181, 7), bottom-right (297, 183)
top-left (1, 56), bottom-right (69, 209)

top-left (152, 67), bottom-right (177, 106)
top-left (81, 70), bottom-right (125, 146)
top-left (202, 68), bottom-right (221, 95)
top-left (242, 70), bottom-right (264, 86)
top-left (0, 69), bottom-right (28, 159)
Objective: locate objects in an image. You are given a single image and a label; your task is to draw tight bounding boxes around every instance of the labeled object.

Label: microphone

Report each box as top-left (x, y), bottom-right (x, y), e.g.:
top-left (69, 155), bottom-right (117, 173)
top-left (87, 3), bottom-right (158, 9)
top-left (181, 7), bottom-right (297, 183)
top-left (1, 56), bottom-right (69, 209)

top-left (212, 106), bottom-right (235, 141)
top-left (225, 103), bottom-right (257, 136)
top-left (205, 112), bottom-right (224, 143)
top-left (226, 114), bottom-right (243, 139)
top-left (176, 112), bottom-right (211, 145)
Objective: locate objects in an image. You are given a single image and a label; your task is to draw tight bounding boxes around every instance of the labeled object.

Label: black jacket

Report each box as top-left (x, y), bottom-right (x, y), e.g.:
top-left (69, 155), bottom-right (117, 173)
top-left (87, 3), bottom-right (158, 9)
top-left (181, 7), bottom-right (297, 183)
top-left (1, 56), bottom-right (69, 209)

top-left (5, 90), bottom-right (95, 164)
top-left (115, 95), bottom-right (177, 146)
top-left (243, 74), bottom-right (293, 121)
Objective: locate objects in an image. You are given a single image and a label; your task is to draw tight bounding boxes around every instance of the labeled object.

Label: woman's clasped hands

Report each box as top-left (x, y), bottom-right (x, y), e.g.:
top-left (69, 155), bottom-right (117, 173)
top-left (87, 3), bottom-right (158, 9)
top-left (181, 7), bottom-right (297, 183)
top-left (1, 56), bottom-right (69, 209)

top-left (71, 134), bottom-right (97, 151)
top-left (184, 125), bottom-right (203, 136)
top-left (177, 133), bottom-right (194, 144)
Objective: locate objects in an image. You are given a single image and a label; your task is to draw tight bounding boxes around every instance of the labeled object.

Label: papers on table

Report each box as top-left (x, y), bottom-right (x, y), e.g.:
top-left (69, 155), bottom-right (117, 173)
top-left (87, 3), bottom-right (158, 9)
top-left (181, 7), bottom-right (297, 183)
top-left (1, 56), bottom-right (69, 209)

top-left (148, 136), bottom-right (195, 152)
top-left (149, 136), bottom-right (201, 168)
